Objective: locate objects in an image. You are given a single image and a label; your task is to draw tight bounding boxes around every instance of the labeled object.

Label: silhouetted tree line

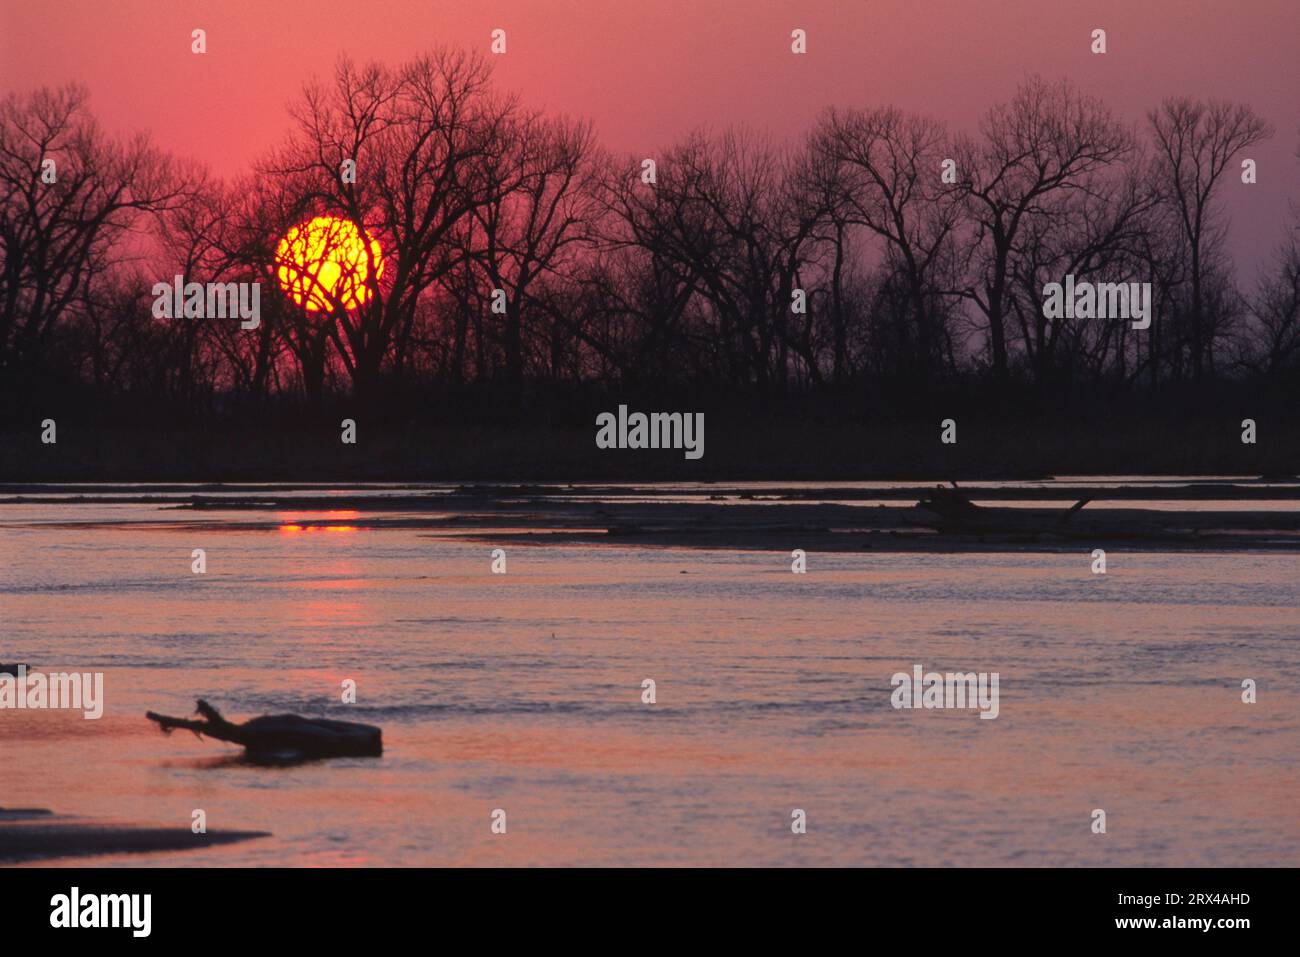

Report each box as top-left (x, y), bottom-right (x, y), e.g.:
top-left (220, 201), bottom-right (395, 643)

top-left (3, 49), bottom-right (1297, 420)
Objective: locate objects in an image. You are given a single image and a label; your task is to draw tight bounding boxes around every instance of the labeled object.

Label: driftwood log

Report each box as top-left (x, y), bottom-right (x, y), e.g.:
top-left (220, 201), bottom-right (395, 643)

top-left (146, 699), bottom-right (382, 758)
top-left (917, 484), bottom-right (1106, 537)
top-left (914, 486), bottom-right (1210, 543)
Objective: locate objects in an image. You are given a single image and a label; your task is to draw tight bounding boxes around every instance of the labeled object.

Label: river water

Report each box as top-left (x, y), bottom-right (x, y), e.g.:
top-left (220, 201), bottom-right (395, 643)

top-left (2, 485), bottom-right (1298, 866)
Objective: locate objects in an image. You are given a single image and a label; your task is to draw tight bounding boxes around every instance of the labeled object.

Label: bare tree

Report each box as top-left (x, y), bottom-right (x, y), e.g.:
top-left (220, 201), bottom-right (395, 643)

top-left (0, 84), bottom-right (186, 382)
top-left (1250, 233), bottom-right (1300, 377)
top-left (449, 111), bottom-right (601, 381)
top-left (1007, 155), bottom-right (1159, 385)
top-left (607, 129), bottom-right (821, 395)
top-left (264, 49), bottom-right (515, 403)
top-left (1147, 98), bottom-right (1273, 377)
top-left (810, 106), bottom-right (960, 383)
top-left (955, 76), bottom-right (1134, 379)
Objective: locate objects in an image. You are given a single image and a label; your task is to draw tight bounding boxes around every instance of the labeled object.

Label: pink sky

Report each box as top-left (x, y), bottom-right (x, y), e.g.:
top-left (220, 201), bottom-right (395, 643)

top-left (3, 0), bottom-right (1297, 275)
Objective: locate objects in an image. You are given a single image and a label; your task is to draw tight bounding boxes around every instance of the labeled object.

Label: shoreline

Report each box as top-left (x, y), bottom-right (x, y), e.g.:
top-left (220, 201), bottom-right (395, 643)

top-left (0, 809), bottom-right (268, 866)
top-left (4, 480), bottom-right (1300, 552)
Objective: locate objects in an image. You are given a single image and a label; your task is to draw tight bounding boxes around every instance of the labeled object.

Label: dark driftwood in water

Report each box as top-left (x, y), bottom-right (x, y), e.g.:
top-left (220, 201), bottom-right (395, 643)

top-left (146, 699), bottom-right (382, 758)
top-left (917, 485), bottom-right (1129, 538)
top-left (911, 484), bottom-right (1223, 543)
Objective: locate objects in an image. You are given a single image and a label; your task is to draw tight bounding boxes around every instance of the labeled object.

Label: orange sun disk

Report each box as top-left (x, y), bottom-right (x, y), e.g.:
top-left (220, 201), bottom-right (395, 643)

top-left (276, 216), bottom-right (383, 312)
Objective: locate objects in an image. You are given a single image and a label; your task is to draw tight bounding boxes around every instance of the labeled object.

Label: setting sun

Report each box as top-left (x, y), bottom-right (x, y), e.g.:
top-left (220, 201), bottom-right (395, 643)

top-left (275, 216), bottom-right (383, 312)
